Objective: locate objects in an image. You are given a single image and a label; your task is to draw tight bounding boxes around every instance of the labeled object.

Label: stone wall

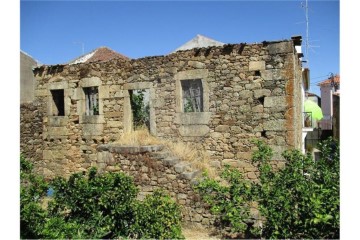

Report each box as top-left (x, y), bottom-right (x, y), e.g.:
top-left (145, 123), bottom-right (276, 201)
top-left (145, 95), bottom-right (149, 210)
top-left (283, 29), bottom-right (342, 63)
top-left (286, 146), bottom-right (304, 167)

top-left (22, 39), bottom-right (303, 179)
top-left (95, 144), bottom-right (216, 226)
top-left (20, 101), bottom-right (45, 164)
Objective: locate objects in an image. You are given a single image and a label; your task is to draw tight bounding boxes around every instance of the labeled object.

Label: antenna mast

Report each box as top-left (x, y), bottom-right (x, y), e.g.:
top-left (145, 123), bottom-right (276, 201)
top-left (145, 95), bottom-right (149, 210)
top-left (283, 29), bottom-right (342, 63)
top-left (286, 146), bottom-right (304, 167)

top-left (304, 0), bottom-right (309, 68)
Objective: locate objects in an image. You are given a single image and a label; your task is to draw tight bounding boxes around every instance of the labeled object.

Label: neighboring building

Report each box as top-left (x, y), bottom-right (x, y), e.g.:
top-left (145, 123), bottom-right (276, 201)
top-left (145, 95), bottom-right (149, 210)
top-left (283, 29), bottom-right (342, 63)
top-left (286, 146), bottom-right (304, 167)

top-left (305, 92), bottom-right (321, 128)
top-left (306, 92), bottom-right (321, 106)
top-left (318, 74), bottom-right (340, 130)
top-left (68, 46), bottom-right (129, 65)
top-left (332, 93), bottom-right (340, 141)
top-left (20, 50), bottom-right (41, 103)
top-left (171, 34), bottom-right (224, 53)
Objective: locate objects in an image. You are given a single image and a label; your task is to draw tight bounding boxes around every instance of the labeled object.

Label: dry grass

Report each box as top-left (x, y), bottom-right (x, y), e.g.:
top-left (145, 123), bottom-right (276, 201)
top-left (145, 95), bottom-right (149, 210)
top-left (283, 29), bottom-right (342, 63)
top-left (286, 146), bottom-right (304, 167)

top-left (115, 127), bottom-right (218, 178)
top-left (164, 140), bottom-right (218, 178)
top-left (114, 126), bottom-right (162, 146)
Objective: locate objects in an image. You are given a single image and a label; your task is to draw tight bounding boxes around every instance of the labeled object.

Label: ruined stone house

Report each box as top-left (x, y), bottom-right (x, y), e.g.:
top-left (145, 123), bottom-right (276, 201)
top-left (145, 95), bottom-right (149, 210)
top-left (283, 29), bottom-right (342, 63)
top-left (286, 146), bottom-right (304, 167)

top-left (20, 36), bottom-right (306, 225)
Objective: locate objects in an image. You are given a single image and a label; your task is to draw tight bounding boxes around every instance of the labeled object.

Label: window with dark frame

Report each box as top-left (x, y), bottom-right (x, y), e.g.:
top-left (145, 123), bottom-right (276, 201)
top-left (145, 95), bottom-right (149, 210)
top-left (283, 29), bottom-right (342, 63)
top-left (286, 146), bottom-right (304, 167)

top-left (83, 87), bottom-right (99, 116)
top-left (50, 89), bottom-right (65, 116)
top-left (181, 79), bottom-right (203, 112)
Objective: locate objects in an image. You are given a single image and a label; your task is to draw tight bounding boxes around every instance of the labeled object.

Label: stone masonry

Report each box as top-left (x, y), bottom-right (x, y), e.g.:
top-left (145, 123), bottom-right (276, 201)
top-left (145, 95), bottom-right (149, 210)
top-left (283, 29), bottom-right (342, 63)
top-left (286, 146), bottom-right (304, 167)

top-left (20, 37), bottom-right (304, 226)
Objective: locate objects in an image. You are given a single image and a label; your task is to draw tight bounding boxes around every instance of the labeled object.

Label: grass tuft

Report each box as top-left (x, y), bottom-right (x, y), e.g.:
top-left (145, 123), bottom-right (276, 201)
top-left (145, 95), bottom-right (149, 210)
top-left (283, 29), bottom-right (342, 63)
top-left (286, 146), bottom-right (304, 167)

top-left (115, 127), bottom-right (218, 178)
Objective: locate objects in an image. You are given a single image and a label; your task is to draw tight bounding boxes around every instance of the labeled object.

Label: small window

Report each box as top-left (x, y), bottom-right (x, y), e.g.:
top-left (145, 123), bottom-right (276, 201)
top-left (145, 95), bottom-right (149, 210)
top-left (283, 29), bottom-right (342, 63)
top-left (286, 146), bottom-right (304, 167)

top-left (181, 79), bottom-right (203, 112)
top-left (50, 89), bottom-right (64, 116)
top-left (83, 87), bottom-right (99, 116)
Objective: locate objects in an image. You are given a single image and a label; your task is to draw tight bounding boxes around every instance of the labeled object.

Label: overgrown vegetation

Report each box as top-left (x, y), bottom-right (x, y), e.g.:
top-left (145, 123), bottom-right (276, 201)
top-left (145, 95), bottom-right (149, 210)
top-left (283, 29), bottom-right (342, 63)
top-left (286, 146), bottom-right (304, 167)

top-left (195, 138), bottom-right (340, 239)
top-left (20, 155), bottom-right (184, 239)
top-left (130, 89), bottom-right (150, 130)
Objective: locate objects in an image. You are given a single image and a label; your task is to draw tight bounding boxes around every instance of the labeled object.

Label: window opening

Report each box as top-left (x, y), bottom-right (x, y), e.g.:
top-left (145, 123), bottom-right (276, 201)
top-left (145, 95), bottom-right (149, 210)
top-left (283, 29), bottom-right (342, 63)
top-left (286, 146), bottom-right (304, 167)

top-left (129, 89), bottom-right (150, 130)
top-left (83, 87), bottom-right (99, 116)
top-left (181, 79), bottom-right (203, 112)
top-left (50, 89), bottom-right (65, 116)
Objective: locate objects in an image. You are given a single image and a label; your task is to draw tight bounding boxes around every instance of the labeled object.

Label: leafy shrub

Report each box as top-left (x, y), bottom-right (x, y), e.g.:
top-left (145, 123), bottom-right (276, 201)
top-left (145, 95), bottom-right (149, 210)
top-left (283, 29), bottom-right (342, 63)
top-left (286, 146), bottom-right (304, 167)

top-left (194, 167), bottom-right (254, 237)
top-left (195, 138), bottom-right (340, 239)
top-left (20, 154), bottom-right (49, 239)
top-left (20, 158), bottom-right (184, 239)
top-left (129, 190), bottom-right (184, 239)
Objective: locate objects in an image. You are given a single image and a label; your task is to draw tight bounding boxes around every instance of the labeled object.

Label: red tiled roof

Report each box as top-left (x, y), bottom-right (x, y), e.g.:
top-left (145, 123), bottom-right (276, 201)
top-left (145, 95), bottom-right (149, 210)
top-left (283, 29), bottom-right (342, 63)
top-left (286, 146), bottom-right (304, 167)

top-left (317, 74), bottom-right (340, 86)
top-left (68, 46), bottom-right (129, 64)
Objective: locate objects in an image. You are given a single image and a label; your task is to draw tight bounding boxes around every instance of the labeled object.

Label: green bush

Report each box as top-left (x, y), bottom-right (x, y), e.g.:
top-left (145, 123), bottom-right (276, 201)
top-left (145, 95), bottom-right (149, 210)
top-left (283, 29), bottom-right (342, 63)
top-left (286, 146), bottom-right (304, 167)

top-left (129, 190), bottom-right (184, 239)
top-left (20, 154), bottom-right (49, 239)
top-left (195, 138), bottom-right (340, 239)
top-left (20, 158), bottom-right (184, 239)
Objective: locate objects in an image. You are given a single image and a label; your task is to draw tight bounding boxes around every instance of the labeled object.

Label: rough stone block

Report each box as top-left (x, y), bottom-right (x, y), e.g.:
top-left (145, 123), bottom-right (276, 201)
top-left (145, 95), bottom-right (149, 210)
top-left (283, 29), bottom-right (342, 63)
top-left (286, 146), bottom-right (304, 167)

top-left (48, 116), bottom-right (69, 126)
top-left (239, 90), bottom-right (253, 99)
top-left (99, 85), bottom-right (109, 99)
top-left (270, 145), bottom-right (288, 161)
top-left (188, 61), bottom-right (205, 69)
top-left (261, 69), bottom-right (282, 81)
top-left (80, 115), bottom-right (106, 124)
top-left (106, 121), bottom-right (122, 128)
top-left (252, 105), bottom-right (264, 113)
top-left (97, 151), bottom-right (114, 164)
top-left (263, 120), bottom-right (286, 131)
top-left (264, 96), bottom-right (287, 108)
top-left (215, 125), bottom-right (229, 132)
top-left (104, 111), bottom-right (122, 118)
top-left (236, 152), bottom-right (252, 161)
top-left (43, 150), bottom-right (66, 160)
top-left (224, 152), bottom-right (234, 159)
top-left (222, 159), bottom-right (240, 167)
top-left (210, 132), bottom-right (222, 139)
top-left (82, 124), bottom-right (104, 136)
top-left (267, 41), bottom-right (292, 54)
top-left (249, 61), bottom-right (265, 71)
top-left (254, 89), bottom-right (271, 99)
top-left (48, 126), bottom-right (70, 136)
top-left (35, 89), bottom-right (48, 97)
top-left (179, 125), bottom-right (209, 137)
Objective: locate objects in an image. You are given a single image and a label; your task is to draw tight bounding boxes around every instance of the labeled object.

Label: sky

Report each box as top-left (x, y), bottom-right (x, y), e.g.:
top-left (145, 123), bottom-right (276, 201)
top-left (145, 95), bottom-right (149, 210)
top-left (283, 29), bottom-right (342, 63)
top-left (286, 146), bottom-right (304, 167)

top-left (20, 0), bottom-right (339, 96)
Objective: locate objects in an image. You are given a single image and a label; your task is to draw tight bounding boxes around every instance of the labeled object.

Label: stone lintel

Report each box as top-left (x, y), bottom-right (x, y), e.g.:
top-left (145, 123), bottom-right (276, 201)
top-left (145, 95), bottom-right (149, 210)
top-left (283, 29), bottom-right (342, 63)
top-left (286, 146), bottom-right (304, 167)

top-left (79, 77), bottom-right (102, 88)
top-left (174, 112), bottom-right (211, 125)
top-left (179, 125), bottom-right (210, 137)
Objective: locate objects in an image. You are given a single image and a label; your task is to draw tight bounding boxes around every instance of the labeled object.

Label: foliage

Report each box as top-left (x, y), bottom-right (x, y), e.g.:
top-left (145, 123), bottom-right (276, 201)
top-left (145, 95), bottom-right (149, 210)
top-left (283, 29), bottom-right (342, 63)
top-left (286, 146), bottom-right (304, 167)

top-left (194, 167), bottom-right (255, 237)
top-left (130, 89), bottom-right (150, 129)
top-left (20, 154), bottom-right (49, 239)
top-left (47, 167), bottom-right (139, 238)
top-left (129, 190), bottom-right (184, 239)
top-left (20, 159), bottom-right (184, 239)
top-left (195, 138), bottom-right (340, 239)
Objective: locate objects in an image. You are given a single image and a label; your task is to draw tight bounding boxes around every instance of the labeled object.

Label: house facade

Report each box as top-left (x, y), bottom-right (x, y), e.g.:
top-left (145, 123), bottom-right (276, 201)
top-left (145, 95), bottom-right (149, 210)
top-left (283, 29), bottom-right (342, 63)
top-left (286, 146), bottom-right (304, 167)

top-left (21, 38), bottom-right (305, 180)
top-left (318, 74), bottom-right (340, 130)
top-left (20, 51), bottom-right (41, 103)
